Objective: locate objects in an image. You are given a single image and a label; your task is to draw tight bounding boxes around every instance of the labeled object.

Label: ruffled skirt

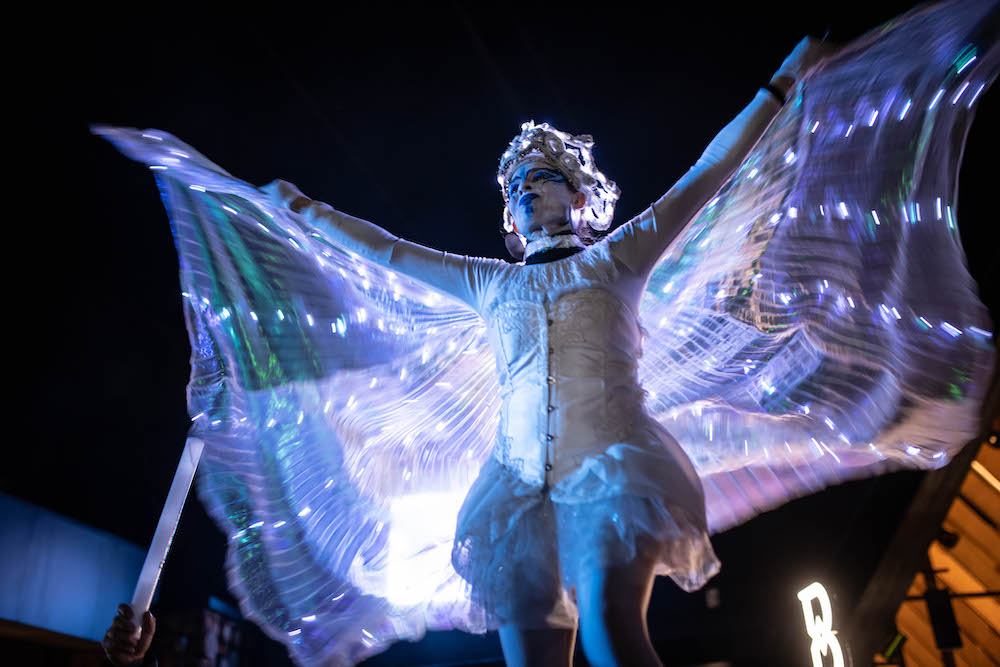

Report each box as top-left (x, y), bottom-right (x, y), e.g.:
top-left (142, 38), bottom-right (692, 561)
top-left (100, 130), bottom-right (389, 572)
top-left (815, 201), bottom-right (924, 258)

top-left (450, 448), bottom-right (722, 630)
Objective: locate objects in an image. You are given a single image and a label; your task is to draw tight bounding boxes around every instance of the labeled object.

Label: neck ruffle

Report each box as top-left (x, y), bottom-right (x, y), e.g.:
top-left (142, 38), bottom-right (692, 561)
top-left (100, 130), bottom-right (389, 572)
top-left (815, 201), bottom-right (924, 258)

top-left (522, 232), bottom-right (585, 263)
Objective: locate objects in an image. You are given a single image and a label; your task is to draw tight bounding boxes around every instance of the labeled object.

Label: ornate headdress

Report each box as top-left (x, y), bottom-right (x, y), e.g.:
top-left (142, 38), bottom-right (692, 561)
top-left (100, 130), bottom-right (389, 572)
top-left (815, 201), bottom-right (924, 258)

top-left (497, 121), bottom-right (621, 246)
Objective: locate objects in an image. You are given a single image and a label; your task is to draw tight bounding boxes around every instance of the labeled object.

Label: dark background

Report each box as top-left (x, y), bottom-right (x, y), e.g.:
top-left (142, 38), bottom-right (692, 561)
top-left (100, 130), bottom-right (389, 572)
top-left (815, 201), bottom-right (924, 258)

top-left (8, 1), bottom-right (996, 664)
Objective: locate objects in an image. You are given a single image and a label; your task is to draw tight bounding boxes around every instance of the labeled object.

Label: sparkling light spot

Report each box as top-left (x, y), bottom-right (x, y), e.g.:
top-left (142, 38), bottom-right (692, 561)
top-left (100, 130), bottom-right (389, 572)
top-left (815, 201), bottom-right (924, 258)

top-left (298, 507), bottom-right (311, 517)
top-left (899, 99), bottom-right (912, 120)
top-left (929, 88), bottom-right (945, 110)
top-left (957, 55), bottom-right (977, 74)
top-left (940, 321), bottom-right (962, 337)
top-left (871, 210), bottom-right (881, 226)
top-left (968, 82), bottom-right (986, 108)
top-left (951, 81), bottom-right (970, 105)
top-left (303, 615), bottom-right (317, 622)
top-left (867, 109), bottom-right (878, 126)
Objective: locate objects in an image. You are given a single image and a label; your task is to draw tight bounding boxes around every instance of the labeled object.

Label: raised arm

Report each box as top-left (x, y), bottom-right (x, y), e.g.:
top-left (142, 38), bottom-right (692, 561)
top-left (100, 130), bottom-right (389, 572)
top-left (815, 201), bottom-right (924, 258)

top-left (608, 36), bottom-right (839, 278)
top-left (261, 180), bottom-right (504, 313)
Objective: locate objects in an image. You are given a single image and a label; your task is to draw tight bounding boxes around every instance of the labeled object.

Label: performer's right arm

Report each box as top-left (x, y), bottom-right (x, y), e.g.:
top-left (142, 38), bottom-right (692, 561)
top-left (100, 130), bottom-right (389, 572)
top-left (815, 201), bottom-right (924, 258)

top-left (261, 180), bottom-right (504, 313)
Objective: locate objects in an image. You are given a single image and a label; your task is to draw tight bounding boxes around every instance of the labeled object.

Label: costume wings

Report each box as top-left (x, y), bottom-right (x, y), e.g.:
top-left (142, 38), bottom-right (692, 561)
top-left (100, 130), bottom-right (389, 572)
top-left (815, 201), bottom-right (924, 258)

top-left (95, 1), bottom-right (997, 664)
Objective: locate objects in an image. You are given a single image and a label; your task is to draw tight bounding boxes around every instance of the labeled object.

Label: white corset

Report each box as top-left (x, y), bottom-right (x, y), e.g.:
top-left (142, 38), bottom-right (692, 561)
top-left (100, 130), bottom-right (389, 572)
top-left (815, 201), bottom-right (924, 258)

top-left (483, 244), bottom-right (654, 487)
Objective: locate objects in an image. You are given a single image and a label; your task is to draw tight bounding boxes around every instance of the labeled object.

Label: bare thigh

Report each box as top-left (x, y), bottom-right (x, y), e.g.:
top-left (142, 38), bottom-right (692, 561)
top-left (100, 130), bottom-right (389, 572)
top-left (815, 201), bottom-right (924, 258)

top-left (498, 624), bottom-right (577, 667)
top-left (576, 544), bottom-right (662, 667)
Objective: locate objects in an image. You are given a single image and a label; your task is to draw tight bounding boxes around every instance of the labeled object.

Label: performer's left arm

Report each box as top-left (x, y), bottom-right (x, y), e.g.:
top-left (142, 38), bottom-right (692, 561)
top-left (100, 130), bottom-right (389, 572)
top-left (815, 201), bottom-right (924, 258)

top-left (608, 36), bottom-right (838, 278)
top-left (607, 86), bottom-right (784, 277)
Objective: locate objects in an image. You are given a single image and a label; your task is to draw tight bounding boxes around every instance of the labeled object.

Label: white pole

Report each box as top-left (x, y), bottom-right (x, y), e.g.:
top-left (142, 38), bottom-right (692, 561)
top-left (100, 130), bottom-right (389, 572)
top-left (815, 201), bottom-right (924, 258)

top-left (128, 437), bottom-right (205, 625)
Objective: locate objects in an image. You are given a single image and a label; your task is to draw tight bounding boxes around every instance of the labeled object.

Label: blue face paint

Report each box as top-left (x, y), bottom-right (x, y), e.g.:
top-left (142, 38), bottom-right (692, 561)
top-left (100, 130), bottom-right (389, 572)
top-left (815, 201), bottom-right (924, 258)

top-left (508, 167), bottom-right (569, 204)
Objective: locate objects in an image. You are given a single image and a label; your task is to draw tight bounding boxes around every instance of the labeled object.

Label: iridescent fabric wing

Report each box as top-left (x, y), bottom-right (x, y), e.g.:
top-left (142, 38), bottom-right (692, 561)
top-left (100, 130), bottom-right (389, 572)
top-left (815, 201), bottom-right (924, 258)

top-left (95, 126), bottom-right (498, 665)
top-left (636, 0), bottom-right (998, 535)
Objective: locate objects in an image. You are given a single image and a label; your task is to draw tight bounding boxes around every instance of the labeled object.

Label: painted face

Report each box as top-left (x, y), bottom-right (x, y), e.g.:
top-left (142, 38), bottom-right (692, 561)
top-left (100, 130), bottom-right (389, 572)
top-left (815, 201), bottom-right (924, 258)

top-left (506, 160), bottom-right (584, 237)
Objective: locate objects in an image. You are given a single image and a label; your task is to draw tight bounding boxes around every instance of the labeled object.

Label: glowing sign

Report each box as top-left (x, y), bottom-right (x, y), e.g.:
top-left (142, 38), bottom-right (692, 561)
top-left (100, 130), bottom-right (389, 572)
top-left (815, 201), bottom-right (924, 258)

top-left (797, 582), bottom-right (845, 667)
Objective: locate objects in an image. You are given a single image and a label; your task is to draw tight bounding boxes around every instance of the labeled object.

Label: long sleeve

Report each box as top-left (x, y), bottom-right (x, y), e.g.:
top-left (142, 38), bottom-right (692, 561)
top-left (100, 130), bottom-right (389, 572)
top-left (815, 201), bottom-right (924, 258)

top-left (298, 200), bottom-right (505, 314)
top-left (607, 89), bottom-right (783, 278)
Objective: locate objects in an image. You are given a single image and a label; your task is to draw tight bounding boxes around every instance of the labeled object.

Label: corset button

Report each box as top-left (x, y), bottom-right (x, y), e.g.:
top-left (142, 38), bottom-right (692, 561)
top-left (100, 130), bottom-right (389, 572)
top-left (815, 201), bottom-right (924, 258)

top-left (547, 319), bottom-right (554, 326)
top-left (547, 376), bottom-right (556, 384)
top-left (546, 434), bottom-right (554, 442)
top-left (544, 463), bottom-right (552, 471)
top-left (547, 405), bottom-right (555, 412)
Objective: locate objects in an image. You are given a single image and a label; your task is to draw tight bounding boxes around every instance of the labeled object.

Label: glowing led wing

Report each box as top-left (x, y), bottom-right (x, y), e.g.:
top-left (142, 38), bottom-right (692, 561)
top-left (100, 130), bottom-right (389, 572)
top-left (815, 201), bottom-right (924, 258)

top-left (636, 0), bottom-right (998, 535)
top-left (94, 126), bottom-right (499, 665)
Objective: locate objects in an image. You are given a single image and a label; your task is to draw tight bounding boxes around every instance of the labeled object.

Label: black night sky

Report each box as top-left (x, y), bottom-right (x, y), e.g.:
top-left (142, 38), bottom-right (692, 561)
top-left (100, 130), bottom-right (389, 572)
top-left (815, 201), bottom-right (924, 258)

top-left (9, 1), bottom-right (997, 664)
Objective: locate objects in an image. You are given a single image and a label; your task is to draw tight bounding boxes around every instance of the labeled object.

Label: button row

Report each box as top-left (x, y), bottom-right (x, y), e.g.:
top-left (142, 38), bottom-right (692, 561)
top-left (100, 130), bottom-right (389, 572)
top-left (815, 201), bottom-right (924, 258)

top-left (546, 312), bottom-right (553, 475)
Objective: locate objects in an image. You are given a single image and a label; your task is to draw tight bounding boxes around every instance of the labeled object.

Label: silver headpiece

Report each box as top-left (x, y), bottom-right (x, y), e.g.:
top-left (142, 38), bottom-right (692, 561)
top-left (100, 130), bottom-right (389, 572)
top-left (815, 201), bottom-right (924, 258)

top-left (497, 121), bottom-right (621, 241)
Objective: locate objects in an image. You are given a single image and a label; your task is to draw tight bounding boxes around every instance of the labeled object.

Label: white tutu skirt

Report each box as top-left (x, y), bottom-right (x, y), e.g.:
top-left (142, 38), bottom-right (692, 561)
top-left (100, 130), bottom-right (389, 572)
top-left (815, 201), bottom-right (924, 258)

top-left (450, 448), bottom-right (722, 630)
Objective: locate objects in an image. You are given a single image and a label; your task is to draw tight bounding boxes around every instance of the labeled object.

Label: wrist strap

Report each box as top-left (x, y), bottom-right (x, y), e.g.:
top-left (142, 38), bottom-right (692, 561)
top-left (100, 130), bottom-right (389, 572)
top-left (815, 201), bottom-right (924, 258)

top-left (761, 83), bottom-right (786, 106)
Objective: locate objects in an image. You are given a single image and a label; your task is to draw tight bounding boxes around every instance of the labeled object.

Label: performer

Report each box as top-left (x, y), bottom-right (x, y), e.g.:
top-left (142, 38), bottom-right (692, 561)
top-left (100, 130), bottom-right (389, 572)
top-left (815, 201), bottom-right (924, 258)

top-left (94, 2), bottom-right (997, 665)
top-left (260, 36), bottom-right (835, 667)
